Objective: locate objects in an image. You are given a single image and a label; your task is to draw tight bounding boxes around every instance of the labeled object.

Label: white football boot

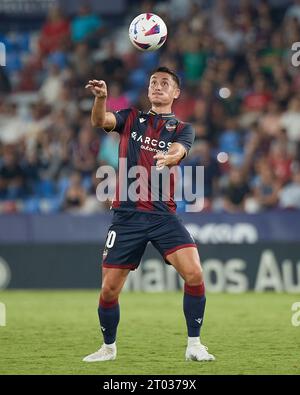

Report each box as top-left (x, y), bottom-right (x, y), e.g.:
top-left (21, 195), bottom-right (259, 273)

top-left (83, 343), bottom-right (117, 362)
top-left (185, 342), bottom-right (215, 362)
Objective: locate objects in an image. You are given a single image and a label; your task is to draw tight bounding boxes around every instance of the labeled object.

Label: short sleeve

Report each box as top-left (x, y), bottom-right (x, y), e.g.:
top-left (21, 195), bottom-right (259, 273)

top-left (109, 108), bottom-right (132, 134)
top-left (173, 123), bottom-right (195, 156)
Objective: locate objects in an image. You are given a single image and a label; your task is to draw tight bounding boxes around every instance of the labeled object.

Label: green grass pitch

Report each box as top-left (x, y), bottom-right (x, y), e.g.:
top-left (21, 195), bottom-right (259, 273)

top-left (0, 291), bottom-right (299, 375)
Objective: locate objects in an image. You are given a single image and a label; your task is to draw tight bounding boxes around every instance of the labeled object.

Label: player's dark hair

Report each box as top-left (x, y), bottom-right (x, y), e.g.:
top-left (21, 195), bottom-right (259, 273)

top-left (151, 66), bottom-right (181, 88)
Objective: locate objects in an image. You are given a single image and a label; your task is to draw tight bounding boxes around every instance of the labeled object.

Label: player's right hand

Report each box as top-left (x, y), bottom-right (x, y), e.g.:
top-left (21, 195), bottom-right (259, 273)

top-left (85, 80), bottom-right (108, 98)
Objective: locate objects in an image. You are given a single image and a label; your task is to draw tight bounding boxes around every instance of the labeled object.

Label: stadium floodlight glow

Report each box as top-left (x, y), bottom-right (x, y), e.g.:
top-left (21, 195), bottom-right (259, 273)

top-left (217, 152), bottom-right (229, 163)
top-left (0, 42), bottom-right (6, 67)
top-left (219, 87), bottom-right (231, 99)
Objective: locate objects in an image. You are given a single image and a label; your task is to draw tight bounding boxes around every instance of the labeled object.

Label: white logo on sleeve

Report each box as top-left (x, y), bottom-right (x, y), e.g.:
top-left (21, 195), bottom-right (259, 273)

top-left (195, 318), bottom-right (202, 324)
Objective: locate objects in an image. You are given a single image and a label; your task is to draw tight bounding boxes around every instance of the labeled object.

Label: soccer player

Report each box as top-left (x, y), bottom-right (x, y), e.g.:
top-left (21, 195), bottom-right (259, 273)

top-left (83, 67), bottom-right (215, 362)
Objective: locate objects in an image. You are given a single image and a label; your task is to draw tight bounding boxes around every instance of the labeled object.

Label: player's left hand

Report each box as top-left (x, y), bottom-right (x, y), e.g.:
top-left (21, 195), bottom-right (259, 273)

top-left (154, 143), bottom-right (186, 170)
top-left (154, 152), bottom-right (169, 170)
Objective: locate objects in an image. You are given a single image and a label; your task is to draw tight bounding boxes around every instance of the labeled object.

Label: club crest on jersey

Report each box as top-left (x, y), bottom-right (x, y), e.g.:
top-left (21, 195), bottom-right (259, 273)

top-left (165, 119), bottom-right (178, 132)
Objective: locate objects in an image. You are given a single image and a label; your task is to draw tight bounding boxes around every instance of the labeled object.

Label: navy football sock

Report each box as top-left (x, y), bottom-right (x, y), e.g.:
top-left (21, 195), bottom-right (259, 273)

top-left (183, 283), bottom-right (206, 338)
top-left (98, 296), bottom-right (120, 345)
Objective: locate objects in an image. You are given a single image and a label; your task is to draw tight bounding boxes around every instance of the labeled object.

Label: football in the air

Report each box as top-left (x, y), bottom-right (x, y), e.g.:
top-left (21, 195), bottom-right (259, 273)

top-left (128, 13), bottom-right (167, 51)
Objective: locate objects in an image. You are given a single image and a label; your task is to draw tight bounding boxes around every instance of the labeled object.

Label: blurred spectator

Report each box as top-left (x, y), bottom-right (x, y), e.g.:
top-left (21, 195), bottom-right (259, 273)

top-left (22, 151), bottom-right (41, 194)
top-left (71, 122), bottom-right (99, 177)
top-left (285, 0), bottom-right (300, 23)
top-left (216, 19), bottom-right (245, 54)
top-left (81, 172), bottom-right (109, 213)
top-left (259, 101), bottom-right (282, 138)
top-left (0, 149), bottom-right (25, 200)
top-left (279, 165), bottom-right (300, 209)
top-left (280, 97), bottom-right (300, 148)
top-left (219, 118), bottom-right (243, 159)
top-left (39, 63), bottom-right (63, 105)
top-left (259, 31), bottom-right (285, 75)
top-left (0, 68), bottom-right (11, 95)
top-left (102, 42), bottom-right (126, 86)
top-left (169, 0), bottom-right (196, 21)
top-left (18, 58), bottom-right (40, 92)
top-left (268, 140), bottom-right (293, 185)
top-left (71, 5), bottom-right (103, 45)
top-left (98, 132), bottom-right (119, 169)
top-left (182, 37), bottom-right (208, 83)
top-left (210, 0), bottom-right (230, 34)
top-left (36, 130), bottom-right (64, 184)
top-left (252, 159), bottom-right (280, 210)
top-left (53, 87), bottom-right (79, 121)
top-left (243, 77), bottom-right (272, 112)
top-left (39, 6), bottom-right (70, 56)
top-left (0, 103), bottom-right (26, 144)
top-left (173, 90), bottom-right (196, 121)
top-left (106, 82), bottom-right (130, 112)
top-left (63, 171), bottom-right (87, 213)
top-left (188, 140), bottom-right (220, 200)
top-left (223, 167), bottom-right (251, 213)
top-left (70, 42), bottom-right (93, 78)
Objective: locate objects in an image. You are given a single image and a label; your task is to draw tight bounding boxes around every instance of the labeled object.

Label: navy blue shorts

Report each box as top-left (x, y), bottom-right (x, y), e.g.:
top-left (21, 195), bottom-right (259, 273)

top-left (102, 210), bottom-right (197, 270)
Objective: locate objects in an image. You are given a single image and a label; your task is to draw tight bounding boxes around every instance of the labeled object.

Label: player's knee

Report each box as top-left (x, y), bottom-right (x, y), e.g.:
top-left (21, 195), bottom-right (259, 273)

top-left (184, 267), bottom-right (203, 286)
top-left (101, 284), bottom-right (121, 301)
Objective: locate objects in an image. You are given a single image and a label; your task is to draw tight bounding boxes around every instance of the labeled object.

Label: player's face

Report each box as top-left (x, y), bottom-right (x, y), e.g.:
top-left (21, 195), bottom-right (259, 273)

top-left (148, 72), bottom-right (180, 106)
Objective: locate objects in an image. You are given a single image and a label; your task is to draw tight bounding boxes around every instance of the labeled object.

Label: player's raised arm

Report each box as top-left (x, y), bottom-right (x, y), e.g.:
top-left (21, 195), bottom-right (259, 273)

top-left (85, 79), bottom-right (116, 132)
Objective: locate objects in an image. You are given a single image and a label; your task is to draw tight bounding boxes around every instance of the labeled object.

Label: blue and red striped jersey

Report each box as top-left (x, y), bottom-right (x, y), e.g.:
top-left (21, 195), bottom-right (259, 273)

top-left (110, 107), bottom-right (195, 214)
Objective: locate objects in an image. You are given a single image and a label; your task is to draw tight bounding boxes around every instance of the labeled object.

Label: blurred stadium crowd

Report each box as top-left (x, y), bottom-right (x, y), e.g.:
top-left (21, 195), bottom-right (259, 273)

top-left (1, 0), bottom-right (300, 214)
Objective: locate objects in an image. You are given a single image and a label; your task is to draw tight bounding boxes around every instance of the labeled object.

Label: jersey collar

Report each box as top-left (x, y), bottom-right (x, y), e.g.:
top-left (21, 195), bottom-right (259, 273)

top-left (148, 110), bottom-right (175, 119)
